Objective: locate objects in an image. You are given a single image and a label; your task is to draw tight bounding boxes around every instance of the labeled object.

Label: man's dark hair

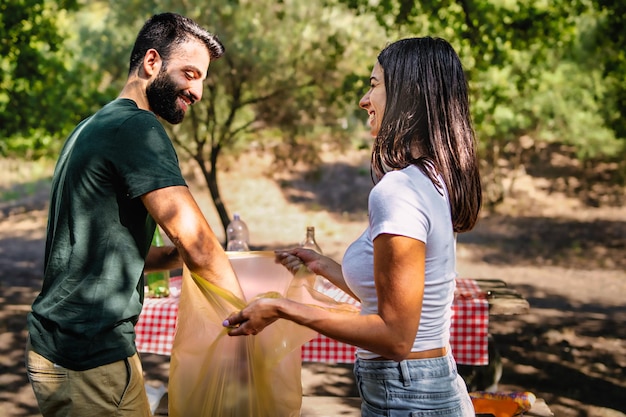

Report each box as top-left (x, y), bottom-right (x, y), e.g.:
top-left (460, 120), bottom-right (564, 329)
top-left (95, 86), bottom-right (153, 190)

top-left (128, 12), bottom-right (225, 75)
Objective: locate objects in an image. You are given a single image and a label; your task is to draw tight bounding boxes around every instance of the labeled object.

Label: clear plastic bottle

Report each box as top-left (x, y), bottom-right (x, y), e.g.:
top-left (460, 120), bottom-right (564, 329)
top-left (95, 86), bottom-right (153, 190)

top-left (146, 227), bottom-right (170, 298)
top-left (226, 213), bottom-right (250, 251)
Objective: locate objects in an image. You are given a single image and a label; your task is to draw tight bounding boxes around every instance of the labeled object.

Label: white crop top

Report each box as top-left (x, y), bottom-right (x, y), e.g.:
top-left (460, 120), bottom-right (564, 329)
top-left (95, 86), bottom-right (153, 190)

top-left (342, 165), bottom-right (457, 359)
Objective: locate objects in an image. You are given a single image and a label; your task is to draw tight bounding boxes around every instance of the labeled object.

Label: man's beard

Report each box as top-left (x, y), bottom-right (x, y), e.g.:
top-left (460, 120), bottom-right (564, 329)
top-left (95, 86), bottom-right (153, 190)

top-left (146, 69), bottom-right (187, 124)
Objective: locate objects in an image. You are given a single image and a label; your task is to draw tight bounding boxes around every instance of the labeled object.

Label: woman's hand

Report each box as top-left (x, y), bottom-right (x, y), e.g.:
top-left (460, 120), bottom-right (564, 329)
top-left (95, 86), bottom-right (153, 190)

top-left (222, 298), bottom-right (282, 336)
top-left (276, 247), bottom-right (359, 301)
top-left (274, 247), bottom-right (323, 275)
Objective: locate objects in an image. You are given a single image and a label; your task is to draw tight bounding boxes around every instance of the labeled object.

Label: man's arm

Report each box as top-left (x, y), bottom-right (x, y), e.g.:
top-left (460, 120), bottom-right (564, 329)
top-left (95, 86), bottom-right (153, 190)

top-left (141, 185), bottom-right (245, 299)
top-left (144, 245), bottom-right (181, 273)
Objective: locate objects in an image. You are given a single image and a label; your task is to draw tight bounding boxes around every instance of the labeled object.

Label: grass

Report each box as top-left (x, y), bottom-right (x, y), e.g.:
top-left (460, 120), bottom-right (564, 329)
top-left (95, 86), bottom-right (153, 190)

top-left (0, 159), bottom-right (54, 203)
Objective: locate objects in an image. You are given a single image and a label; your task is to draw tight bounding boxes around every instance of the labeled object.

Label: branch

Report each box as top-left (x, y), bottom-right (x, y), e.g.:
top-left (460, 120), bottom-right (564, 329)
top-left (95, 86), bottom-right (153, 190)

top-left (240, 79), bottom-right (316, 107)
top-left (227, 118), bottom-right (258, 141)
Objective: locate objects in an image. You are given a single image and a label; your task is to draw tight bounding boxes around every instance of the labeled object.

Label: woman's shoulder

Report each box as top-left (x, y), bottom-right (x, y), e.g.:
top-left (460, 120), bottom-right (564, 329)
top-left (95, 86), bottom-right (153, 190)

top-left (372, 166), bottom-right (445, 206)
top-left (377, 165), bottom-right (430, 188)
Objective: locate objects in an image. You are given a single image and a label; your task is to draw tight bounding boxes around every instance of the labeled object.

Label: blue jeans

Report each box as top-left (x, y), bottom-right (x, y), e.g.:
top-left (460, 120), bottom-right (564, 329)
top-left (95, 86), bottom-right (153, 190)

top-left (354, 352), bottom-right (474, 417)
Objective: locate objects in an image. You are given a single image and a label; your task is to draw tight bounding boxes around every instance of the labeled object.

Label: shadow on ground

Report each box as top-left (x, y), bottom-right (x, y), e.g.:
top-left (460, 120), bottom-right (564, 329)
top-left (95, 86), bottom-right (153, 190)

top-left (277, 160), bottom-right (372, 221)
top-left (458, 215), bottom-right (626, 271)
top-left (489, 287), bottom-right (626, 415)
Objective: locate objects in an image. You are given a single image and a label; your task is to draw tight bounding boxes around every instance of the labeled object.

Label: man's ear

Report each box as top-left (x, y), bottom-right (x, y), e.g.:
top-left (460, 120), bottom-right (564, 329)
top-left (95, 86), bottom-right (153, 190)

top-left (142, 49), bottom-right (162, 77)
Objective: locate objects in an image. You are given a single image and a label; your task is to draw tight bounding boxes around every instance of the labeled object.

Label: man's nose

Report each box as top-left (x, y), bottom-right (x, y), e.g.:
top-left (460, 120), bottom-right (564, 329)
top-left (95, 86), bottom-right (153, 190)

top-left (190, 81), bottom-right (203, 103)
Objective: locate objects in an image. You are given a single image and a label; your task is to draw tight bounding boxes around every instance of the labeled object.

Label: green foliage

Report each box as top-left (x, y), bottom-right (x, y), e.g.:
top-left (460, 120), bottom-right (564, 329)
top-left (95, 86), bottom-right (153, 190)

top-left (171, 0), bottom-right (384, 228)
top-left (0, 0), bottom-right (84, 157)
top-left (185, 0), bottom-right (379, 157)
top-left (3, 0), bottom-right (624, 211)
top-left (591, 0), bottom-right (626, 139)
top-left (338, 0), bottom-right (625, 204)
top-left (68, 0), bottom-right (382, 160)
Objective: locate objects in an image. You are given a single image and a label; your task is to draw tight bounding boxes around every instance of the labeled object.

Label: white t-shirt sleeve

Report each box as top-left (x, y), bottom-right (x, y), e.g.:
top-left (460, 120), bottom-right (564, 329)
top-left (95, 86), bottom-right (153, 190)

top-left (368, 169), bottom-right (430, 244)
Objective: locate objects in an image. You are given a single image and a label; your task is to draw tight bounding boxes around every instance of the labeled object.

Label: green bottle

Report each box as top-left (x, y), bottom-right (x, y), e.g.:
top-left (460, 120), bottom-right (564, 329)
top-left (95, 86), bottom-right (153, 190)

top-left (146, 227), bottom-right (170, 298)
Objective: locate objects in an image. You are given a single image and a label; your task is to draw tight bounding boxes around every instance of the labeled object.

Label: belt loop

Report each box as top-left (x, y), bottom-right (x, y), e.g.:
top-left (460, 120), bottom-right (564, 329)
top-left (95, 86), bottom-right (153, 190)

top-left (399, 360), bottom-right (411, 387)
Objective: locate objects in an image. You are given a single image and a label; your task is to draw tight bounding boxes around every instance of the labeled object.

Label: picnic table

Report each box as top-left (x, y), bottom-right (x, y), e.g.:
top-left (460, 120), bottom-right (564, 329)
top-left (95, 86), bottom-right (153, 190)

top-left (136, 275), bottom-right (492, 366)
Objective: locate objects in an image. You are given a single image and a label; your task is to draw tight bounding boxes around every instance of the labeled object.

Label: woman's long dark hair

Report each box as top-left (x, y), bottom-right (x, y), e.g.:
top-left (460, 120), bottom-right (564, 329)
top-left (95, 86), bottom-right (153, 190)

top-left (371, 37), bottom-right (481, 233)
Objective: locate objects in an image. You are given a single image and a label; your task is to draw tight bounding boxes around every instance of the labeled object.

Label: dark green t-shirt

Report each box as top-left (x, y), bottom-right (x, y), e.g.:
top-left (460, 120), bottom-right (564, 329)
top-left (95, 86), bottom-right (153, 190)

top-left (27, 99), bottom-right (187, 370)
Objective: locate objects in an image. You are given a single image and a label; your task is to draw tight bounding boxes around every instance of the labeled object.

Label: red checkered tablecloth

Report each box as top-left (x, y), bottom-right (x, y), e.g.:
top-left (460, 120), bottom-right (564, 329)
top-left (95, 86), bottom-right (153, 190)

top-left (136, 276), bottom-right (489, 365)
top-left (134, 282), bottom-right (181, 356)
top-left (450, 278), bottom-right (489, 365)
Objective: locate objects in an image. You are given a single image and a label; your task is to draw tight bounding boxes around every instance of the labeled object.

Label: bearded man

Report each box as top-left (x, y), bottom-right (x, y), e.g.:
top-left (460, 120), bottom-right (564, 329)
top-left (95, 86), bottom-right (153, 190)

top-left (25, 13), bottom-right (245, 417)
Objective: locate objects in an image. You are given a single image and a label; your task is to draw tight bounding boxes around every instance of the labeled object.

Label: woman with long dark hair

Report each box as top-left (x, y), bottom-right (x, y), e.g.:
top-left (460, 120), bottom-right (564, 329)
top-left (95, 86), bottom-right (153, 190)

top-left (225, 37), bottom-right (481, 416)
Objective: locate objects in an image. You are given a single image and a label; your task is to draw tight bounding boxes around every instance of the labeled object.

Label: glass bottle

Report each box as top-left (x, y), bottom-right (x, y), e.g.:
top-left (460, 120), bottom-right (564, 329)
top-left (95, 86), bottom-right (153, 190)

top-left (300, 226), bottom-right (322, 254)
top-left (146, 227), bottom-right (170, 298)
top-left (300, 226), bottom-right (325, 290)
top-left (226, 213), bottom-right (250, 251)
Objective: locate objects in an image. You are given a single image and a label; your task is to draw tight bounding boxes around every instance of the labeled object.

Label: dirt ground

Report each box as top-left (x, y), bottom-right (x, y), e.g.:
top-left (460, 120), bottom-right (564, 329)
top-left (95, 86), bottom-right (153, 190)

top-left (0, 151), bottom-right (624, 417)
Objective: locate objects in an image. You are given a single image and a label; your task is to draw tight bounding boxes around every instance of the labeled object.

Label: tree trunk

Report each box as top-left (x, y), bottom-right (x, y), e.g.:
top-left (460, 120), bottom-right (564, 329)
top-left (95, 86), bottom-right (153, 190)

top-left (194, 145), bottom-right (230, 247)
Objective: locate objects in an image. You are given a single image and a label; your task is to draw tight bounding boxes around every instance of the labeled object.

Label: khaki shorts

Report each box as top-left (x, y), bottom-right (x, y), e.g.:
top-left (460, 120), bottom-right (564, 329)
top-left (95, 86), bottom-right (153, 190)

top-left (25, 339), bottom-right (151, 417)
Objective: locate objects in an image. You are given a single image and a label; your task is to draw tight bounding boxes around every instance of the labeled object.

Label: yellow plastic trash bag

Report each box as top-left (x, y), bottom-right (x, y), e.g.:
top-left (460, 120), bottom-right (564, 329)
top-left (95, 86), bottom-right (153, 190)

top-left (168, 251), bottom-right (359, 417)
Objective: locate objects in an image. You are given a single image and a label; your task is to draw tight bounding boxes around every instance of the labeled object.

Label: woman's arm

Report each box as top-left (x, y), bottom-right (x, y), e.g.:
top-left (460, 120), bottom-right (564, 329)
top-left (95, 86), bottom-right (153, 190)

top-left (227, 234), bottom-right (425, 361)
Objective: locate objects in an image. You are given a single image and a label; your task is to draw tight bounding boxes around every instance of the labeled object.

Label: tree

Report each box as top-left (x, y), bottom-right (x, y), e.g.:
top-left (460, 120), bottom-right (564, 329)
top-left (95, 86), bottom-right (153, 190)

top-left (591, 0), bottom-right (626, 141)
top-left (167, 1), bottom-right (384, 234)
top-left (0, 0), bottom-right (83, 157)
top-left (72, 0), bottom-right (384, 238)
top-left (12, 0), bottom-right (620, 219)
top-left (337, 0), bottom-right (625, 206)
